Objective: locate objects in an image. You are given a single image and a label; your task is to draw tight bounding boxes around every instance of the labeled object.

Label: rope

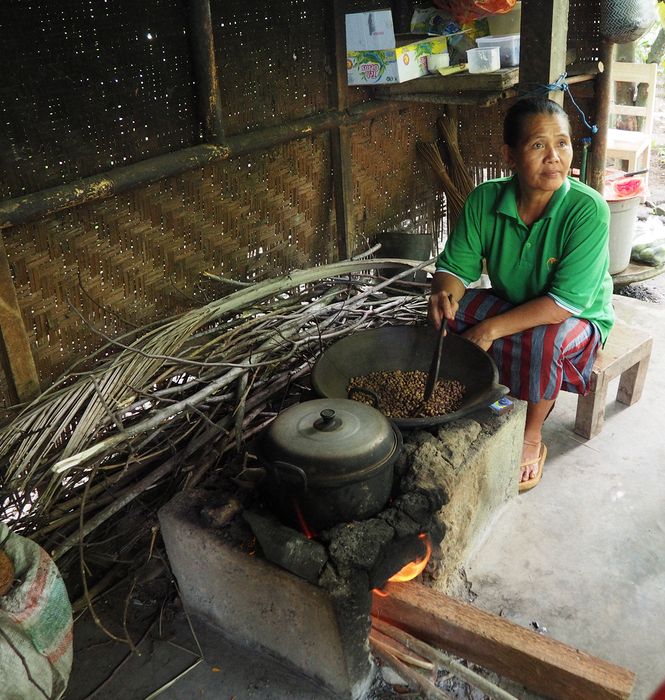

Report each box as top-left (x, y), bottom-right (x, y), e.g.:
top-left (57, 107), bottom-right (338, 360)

top-left (518, 73), bottom-right (599, 134)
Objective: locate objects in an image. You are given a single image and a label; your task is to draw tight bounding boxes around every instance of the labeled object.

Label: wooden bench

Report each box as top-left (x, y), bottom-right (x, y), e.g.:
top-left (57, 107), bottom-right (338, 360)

top-left (574, 319), bottom-right (653, 439)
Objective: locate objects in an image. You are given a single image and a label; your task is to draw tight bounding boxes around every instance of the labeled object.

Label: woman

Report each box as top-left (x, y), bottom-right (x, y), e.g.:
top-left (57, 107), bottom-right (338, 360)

top-left (428, 97), bottom-right (614, 492)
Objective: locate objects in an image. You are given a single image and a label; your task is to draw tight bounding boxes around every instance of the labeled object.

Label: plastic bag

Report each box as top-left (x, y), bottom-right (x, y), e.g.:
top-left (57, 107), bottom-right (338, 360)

top-left (433, 0), bottom-right (516, 25)
top-left (631, 217), bottom-right (665, 266)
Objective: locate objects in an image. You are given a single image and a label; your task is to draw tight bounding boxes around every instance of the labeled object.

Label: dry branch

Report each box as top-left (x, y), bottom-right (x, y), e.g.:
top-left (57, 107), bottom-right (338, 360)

top-left (0, 255), bottom-right (432, 593)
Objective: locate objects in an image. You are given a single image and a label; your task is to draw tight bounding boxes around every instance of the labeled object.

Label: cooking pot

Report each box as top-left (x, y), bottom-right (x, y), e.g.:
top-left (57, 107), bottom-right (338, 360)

top-left (257, 398), bottom-right (402, 531)
top-left (311, 325), bottom-right (509, 429)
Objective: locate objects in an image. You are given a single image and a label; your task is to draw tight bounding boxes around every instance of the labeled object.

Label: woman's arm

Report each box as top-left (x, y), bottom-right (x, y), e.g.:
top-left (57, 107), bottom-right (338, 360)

top-left (463, 296), bottom-right (572, 350)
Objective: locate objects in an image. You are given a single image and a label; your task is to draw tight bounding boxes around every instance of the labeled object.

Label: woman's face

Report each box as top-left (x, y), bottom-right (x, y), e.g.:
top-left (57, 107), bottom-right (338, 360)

top-left (501, 113), bottom-right (573, 195)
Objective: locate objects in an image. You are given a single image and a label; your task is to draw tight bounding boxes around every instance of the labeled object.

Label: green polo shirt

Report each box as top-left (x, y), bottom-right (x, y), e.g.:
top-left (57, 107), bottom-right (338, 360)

top-left (435, 175), bottom-right (615, 343)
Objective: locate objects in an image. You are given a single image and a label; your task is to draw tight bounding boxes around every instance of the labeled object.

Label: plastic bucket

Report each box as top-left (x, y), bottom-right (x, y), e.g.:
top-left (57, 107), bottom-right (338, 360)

top-left (607, 196), bottom-right (640, 274)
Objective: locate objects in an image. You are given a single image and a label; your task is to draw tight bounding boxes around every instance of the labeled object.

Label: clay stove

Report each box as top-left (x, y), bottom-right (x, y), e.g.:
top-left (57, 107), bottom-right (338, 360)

top-left (158, 404), bottom-right (525, 700)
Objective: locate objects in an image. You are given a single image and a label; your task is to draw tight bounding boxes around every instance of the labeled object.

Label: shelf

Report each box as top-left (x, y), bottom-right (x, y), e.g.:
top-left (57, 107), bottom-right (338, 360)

top-left (370, 67), bottom-right (518, 105)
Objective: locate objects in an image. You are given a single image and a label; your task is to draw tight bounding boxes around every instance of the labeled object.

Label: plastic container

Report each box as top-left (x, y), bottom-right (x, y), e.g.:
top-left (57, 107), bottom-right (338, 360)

top-left (476, 34), bottom-right (520, 67)
top-left (466, 47), bottom-right (500, 74)
top-left (607, 196), bottom-right (641, 274)
top-left (488, 1), bottom-right (522, 35)
top-left (427, 52), bottom-right (450, 73)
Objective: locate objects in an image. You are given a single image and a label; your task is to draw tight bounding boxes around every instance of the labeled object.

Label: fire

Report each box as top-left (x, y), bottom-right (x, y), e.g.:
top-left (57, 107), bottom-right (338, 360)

top-left (293, 499), bottom-right (315, 540)
top-left (388, 533), bottom-right (431, 583)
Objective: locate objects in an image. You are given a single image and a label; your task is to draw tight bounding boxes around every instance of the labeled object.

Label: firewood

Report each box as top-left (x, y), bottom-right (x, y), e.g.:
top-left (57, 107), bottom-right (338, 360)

top-left (372, 615), bottom-right (518, 700)
top-left (370, 634), bottom-right (454, 700)
top-left (372, 582), bottom-right (635, 700)
top-left (369, 627), bottom-right (434, 672)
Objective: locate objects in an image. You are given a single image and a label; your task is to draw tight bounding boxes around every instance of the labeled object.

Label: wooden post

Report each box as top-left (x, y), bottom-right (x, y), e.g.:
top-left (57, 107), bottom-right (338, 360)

top-left (519, 0), bottom-right (570, 105)
top-left (0, 235), bottom-right (40, 404)
top-left (187, 0), bottom-right (224, 142)
top-left (588, 40), bottom-right (615, 194)
top-left (329, 0), bottom-right (354, 260)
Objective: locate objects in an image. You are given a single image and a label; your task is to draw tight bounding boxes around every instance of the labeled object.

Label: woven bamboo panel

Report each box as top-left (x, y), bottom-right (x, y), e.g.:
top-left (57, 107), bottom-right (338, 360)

top-left (351, 104), bottom-right (447, 252)
top-left (213, 0), bottom-right (332, 134)
top-left (568, 0), bottom-right (602, 65)
top-left (5, 135), bottom-right (334, 386)
top-left (0, 0), bottom-right (198, 200)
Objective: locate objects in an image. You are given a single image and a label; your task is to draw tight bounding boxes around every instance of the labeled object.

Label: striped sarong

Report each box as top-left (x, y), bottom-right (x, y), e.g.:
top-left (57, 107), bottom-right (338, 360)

top-left (449, 289), bottom-right (601, 403)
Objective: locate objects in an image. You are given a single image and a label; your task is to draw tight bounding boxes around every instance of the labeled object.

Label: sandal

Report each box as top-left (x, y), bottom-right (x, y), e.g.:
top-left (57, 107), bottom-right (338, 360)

top-left (519, 442), bottom-right (547, 493)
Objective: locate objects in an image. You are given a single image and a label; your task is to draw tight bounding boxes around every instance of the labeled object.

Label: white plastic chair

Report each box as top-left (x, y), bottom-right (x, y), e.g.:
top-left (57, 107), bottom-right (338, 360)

top-left (606, 61), bottom-right (658, 187)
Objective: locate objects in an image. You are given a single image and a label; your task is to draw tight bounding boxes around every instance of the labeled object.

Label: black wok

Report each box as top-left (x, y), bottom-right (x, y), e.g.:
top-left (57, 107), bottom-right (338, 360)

top-left (311, 325), bottom-right (509, 429)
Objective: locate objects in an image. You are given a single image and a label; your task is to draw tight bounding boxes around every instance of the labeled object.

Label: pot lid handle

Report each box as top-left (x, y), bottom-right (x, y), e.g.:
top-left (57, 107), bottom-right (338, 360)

top-left (313, 409), bottom-right (341, 432)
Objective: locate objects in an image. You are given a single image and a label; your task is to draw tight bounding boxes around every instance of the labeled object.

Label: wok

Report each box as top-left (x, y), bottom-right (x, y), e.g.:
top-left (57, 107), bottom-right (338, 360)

top-left (311, 325), bottom-right (509, 429)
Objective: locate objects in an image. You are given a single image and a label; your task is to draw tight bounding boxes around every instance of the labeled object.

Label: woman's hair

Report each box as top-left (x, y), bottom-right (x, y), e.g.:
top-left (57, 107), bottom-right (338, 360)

top-left (503, 97), bottom-right (570, 147)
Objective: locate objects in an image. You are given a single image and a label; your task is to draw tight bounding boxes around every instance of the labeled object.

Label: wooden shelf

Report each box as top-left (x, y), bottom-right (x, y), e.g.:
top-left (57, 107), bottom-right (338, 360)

top-left (371, 67), bottom-right (519, 106)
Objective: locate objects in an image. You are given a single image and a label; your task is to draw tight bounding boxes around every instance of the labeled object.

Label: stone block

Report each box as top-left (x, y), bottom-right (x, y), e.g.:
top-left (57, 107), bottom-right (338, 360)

top-left (159, 491), bottom-right (373, 700)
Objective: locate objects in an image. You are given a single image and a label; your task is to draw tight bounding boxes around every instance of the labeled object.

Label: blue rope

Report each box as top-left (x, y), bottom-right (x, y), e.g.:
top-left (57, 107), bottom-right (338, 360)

top-left (518, 72), bottom-right (598, 134)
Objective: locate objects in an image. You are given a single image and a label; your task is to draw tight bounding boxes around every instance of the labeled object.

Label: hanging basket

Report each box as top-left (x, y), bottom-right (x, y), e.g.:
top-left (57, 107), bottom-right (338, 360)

top-left (601, 0), bottom-right (656, 43)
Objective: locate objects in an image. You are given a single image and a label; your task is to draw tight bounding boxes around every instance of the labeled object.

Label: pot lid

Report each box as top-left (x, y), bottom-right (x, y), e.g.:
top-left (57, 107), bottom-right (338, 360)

top-left (261, 398), bottom-right (399, 484)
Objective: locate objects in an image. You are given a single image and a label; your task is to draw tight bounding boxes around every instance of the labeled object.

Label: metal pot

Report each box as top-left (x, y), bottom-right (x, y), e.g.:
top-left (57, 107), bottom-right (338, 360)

top-left (257, 398), bottom-right (402, 531)
top-left (311, 325), bottom-right (509, 429)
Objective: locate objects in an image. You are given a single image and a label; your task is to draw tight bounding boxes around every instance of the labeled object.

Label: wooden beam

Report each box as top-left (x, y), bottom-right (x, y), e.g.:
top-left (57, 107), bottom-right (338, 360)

top-left (519, 0), bottom-right (570, 104)
top-left (372, 582), bottom-right (635, 700)
top-left (588, 40), bottom-right (615, 194)
top-left (0, 101), bottom-right (397, 230)
top-left (187, 0), bottom-right (224, 141)
top-left (329, 0), bottom-right (354, 260)
top-left (0, 235), bottom-right (40, 403)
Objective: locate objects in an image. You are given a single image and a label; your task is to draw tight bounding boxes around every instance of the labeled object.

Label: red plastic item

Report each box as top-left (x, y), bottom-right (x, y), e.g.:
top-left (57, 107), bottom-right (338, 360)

top-left (433, 0), bottom-right (516, 24)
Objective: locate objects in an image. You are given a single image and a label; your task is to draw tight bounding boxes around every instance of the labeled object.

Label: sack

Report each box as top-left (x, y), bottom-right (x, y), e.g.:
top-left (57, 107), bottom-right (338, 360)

top-left (601, 0), bottom-right (656, 43)
top-left (0, 523), bottom-right (73, 699)
top-left (631, 217), bottom-right (665, 266)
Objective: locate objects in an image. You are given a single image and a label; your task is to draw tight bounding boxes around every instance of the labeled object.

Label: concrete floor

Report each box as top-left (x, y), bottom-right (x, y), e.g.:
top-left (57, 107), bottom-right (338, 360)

top-left (465, 292), bottom-right (665, 700)
top-left (63, 289), bottom-right (665, 700)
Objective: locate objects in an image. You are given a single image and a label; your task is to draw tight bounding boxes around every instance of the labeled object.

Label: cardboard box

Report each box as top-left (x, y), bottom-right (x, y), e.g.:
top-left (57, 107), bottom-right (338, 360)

top-left (346, 10), bottom-right (448, 85)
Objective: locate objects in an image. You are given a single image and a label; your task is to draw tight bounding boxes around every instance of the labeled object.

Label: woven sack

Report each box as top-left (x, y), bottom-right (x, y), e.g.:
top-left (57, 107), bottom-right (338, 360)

top-left (0, 523), bottom-right (73, 699)
top-left (601, 0), bottom-right (656, 43)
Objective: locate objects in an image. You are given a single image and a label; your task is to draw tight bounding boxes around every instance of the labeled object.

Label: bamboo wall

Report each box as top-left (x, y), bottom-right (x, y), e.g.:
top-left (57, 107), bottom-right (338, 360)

top-left (0, 0), bottom-right (601, 409)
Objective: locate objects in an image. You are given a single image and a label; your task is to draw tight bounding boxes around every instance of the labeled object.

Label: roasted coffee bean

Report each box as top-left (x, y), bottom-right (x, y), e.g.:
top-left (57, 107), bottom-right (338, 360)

top-left (348, 370), bottom-right (465, 418)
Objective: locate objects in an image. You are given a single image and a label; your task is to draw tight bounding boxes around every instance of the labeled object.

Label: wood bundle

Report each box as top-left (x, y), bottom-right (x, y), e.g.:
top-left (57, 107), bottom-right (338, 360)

top-left (417, 112), bottom-right (476, 235)
top-left (0, 255), bottom-right (431, 591)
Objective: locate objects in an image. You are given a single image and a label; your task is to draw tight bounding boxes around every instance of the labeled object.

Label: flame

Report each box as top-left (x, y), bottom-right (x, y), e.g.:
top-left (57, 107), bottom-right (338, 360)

top-left (388, 533), bottom-right (431, 583)
top-left (293, 499), bottom-right (315, 540)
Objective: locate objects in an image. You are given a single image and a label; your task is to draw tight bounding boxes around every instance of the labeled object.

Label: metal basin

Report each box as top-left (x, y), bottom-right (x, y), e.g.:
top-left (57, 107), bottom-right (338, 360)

top-left (311, 325), bottom-right (508, 429)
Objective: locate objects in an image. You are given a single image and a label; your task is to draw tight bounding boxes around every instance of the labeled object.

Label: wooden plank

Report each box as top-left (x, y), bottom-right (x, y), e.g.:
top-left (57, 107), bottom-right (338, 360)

top-left (376, 67), bottom-right (519, 96)
top-left (372, 582), bottom-right (635, 700)
top-left (519, 0), bottom-right (569, 104)
top-left (375, 89), bottom-right (517, 107)
top-left (0, 235), bottom-right (40, 404)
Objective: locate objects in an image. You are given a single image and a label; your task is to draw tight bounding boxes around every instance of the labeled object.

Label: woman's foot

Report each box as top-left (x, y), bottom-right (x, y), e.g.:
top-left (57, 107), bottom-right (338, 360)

top-left (520, 439), bottom-right (542, 482)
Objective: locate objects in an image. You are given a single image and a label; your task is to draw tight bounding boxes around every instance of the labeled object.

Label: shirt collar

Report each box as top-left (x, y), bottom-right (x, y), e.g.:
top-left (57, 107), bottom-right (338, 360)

top-left (497, 175), bottom-right (571, 220)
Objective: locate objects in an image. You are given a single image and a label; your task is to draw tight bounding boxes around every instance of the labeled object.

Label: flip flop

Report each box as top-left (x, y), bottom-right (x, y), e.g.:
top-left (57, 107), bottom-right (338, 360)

top-left (518, 443), bottom-right (547, 493)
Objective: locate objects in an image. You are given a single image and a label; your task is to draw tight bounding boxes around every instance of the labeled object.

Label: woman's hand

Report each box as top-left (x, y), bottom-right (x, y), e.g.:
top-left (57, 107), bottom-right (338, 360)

top-left (427, 272), bottom-right (465, 329)
top-left (428, 289), bottom-right (458, 330)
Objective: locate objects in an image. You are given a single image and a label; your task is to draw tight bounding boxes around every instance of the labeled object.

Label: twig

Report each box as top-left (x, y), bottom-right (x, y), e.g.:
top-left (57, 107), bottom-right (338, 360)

top-left (372, 617), bottom-right (519, 700)
top-left (142, 658), bottom-right (203, 700)
top-left (371, 635), bottom-right (454, 700)
top-left (82, 618), bottom-right (156, 699)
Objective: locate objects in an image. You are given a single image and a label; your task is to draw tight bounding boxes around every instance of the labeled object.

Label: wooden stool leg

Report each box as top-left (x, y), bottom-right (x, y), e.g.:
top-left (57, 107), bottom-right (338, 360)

top-left (617, 353), bottom-right (651, 406)
top-left (575, 374), bottom-right (609, 439)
